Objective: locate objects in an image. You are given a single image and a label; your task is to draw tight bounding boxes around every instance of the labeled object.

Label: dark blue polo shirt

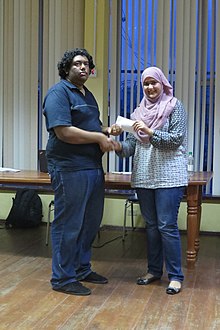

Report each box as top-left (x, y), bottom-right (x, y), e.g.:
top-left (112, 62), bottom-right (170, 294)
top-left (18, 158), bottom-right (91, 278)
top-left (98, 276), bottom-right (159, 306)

top-left (43, 79), bottom-right (103, 172)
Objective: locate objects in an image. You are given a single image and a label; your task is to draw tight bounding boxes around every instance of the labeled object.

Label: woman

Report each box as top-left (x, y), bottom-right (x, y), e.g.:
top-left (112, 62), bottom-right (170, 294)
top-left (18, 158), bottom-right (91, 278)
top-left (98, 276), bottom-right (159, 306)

top-left (114, 66), bottom-right (188, 294)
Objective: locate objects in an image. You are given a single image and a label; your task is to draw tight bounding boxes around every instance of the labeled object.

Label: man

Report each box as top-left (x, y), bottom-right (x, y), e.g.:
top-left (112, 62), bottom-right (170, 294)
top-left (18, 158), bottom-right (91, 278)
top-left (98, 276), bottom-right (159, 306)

top-left (43, 48), bottom-right (120, 296)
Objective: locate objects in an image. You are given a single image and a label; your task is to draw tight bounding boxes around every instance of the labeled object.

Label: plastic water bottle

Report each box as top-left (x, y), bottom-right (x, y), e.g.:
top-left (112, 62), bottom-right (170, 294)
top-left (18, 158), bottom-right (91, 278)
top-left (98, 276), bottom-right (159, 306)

top-left (188, 152), bottom-right (194, 172)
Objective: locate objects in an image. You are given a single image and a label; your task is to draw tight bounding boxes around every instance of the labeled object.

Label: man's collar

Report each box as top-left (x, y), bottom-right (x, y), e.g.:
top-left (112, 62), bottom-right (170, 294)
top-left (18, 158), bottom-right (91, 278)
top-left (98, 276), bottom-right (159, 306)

top-left (61, 79), bottom-right (79, 89)
top-left (61, 79), bottom-right (88, 92)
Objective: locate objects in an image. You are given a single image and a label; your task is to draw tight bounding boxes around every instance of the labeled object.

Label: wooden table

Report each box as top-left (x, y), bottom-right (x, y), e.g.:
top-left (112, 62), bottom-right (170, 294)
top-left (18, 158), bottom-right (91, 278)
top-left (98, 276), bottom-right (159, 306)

top-left (0, 170), bottom-right (213, 267)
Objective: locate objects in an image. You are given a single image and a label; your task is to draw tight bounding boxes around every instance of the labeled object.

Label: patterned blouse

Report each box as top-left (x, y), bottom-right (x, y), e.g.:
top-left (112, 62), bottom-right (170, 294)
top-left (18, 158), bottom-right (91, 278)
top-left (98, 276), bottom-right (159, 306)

top-left (118, 100), bottom-right (188, 189)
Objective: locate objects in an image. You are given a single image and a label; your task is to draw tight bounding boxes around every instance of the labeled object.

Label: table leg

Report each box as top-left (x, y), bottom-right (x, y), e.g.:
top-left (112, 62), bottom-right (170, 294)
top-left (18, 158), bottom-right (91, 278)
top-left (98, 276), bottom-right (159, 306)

top-left (195, 188), bottom-right (202, 253)
top-left (186, 185), bottom-right (202, 267)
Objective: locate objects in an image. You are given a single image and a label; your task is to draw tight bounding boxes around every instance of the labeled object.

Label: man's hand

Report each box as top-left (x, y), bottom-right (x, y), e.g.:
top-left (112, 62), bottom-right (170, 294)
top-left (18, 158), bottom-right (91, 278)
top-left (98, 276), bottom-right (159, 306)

top-left (112, 141), bottom-right (122, 152)
top-left (105, 124), bottom-right (123, 136)
top-left (98, 135), bottom-right (116, 152)
top-left (54, 126), bottom-right (123, 150)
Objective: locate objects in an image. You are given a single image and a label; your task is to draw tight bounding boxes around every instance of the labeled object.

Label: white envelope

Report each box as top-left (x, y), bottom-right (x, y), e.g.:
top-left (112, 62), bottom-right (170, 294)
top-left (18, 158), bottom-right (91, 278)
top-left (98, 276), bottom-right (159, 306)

top-left (115, 115), bottom-right (135, 133)
top-left (115, 115), bottom-right (141, 141)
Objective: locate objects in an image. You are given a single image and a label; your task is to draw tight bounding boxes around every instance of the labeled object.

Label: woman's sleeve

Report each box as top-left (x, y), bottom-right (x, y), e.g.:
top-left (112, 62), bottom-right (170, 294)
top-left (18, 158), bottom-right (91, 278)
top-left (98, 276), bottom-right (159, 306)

top-left (149, 100), bottom-right (187, 150)
top-left (116, 133), bottom-right (136, 158)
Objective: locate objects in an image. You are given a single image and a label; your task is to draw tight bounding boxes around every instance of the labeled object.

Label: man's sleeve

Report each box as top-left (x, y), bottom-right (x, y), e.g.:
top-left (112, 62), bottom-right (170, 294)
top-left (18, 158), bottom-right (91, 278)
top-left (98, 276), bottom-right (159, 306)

top-left (44, 89), bottom-right (72, 129)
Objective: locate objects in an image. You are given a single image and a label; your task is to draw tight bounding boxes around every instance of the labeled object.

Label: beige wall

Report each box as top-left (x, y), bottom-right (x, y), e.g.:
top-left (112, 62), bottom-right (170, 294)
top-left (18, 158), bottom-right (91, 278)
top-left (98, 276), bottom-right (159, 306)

top-left (83, 0), bottom-right (110, 170)
top-left (84, 0), bottom-right (109, 127)
top-left (1, 192), bottom-right (220, 233)
top-left (102, 198), bottom-right (220, 233)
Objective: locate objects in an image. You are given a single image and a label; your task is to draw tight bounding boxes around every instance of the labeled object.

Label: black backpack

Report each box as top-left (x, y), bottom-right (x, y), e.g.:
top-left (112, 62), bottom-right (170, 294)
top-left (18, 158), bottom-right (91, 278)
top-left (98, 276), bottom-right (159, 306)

top-left (5, 189), bottom-right (43, 228)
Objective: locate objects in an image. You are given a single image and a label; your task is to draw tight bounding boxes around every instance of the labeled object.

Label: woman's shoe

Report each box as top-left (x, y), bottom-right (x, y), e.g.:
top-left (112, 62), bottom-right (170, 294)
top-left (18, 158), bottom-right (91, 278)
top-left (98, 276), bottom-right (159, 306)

top-left (137, 273), bottom-right (160, 285)
top-left (166, 280), bottom-right (181, 295)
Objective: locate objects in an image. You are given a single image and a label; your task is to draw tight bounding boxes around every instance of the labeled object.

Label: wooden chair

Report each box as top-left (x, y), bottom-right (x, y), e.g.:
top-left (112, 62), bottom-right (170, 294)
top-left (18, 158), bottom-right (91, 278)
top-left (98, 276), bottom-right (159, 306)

top-left (39, 148), bottom-right (139, 244)
top-left (123, 192), bottom-right (139, 240)
top-left (44, 189), bottom-right (139, 245)
top-left (45, 200), bottom-right (54, 246)
top-left (105, 189), bottom-right (139, 240)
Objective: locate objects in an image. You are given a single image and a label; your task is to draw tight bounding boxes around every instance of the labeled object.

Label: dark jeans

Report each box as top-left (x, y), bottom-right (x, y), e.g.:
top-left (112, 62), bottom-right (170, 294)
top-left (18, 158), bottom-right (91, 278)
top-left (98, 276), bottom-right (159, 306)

top-left (50, 168), bottom-right (104, 289)
top-left (136, 186), bottom-right (185, 282)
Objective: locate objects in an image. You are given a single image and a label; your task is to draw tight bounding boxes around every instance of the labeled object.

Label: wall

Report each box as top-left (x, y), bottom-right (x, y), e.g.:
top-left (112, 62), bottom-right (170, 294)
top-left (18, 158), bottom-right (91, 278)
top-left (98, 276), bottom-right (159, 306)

top-left (102, 197), bottom-right (220, 233)
top-left (84, 0), bottom-right (109, 127)
top-left (0, 192), bottom-right (53, 222)
top-left (0, 192), bottom-right (219, 233)
top-left (83, 0), bottom-right (110, 171)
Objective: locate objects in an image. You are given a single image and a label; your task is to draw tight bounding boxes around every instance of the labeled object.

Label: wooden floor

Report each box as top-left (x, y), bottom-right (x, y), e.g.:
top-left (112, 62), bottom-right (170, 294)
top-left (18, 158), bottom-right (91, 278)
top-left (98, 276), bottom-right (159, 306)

top-left (0, 224), bottom-right (220, 330)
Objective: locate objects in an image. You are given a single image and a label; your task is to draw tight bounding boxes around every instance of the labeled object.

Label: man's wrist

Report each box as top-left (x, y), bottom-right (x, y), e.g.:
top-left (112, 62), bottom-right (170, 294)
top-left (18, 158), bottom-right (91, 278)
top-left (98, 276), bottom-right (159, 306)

top-left (102, 127), bottom-right (110, 137)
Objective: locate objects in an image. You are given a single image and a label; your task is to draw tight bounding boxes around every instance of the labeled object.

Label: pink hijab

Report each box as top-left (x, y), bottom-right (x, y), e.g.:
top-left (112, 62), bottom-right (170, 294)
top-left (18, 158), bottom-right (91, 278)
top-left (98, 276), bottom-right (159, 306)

top-left (130, 66), bottom-right (177, 142)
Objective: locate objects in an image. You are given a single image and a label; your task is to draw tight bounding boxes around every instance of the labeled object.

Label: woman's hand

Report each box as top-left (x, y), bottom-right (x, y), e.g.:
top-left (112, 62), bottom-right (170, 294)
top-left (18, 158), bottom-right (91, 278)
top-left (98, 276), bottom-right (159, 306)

top-left (133, 120), bottom-right (153, 136)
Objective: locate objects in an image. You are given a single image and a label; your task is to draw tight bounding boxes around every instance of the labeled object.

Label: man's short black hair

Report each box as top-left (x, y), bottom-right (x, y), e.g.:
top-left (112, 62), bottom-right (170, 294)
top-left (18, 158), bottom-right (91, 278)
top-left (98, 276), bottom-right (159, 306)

top-left (57, 48), bottom-right (95, 79)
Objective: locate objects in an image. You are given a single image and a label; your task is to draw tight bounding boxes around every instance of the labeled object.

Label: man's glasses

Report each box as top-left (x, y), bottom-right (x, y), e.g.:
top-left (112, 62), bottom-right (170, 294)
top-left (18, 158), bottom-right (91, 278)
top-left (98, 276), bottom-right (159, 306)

top-left (72, 61), bottom-right (90, 68)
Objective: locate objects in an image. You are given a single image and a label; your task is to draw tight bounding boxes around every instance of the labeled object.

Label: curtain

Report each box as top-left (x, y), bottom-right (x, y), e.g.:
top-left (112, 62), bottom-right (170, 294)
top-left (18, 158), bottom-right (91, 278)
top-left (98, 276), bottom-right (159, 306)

top-left (109, 0), bottom-right (219, 194)
top-left (0, 0), bottom-right (85, 169)
top-left (0, 0), bottom-right (39, 169)
top-left (41, 0), bottom-right (85, 149)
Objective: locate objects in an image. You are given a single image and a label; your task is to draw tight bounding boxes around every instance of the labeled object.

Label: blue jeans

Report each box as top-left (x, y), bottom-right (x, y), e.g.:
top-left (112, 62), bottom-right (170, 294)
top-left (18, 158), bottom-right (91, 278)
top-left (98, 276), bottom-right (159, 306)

top-left (136, 187), bottom-right (185, 282)
top-left (50, 168), bottom-right (104, 289)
